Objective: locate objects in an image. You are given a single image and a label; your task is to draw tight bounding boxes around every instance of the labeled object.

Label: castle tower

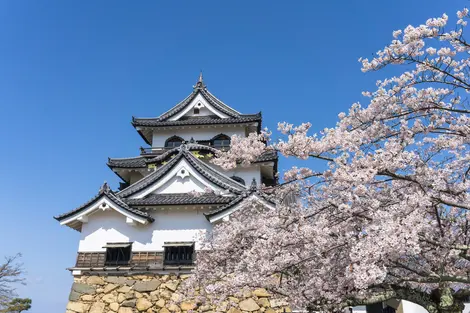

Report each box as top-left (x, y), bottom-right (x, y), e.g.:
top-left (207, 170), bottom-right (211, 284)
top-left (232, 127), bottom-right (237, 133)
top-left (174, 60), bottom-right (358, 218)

top-left (55, 75), bottom-right (279, 313)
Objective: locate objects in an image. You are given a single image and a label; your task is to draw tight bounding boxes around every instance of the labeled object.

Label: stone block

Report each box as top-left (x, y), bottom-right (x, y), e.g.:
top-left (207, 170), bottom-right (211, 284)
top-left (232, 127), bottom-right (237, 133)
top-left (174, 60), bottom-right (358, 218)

top-left (228, 308), bottom-right (242, 313)
top-left (180, 301), bottom-right (197, 311)
top-left (239, 299), bottom-right (261, 312)
top-left (164, 281), bottom-right (179, 292)
top-left (122, 299), bottom-right (137, 307)
top-left (110, 302), bottom-right (120, 312)
top-left (104, 283), bottom-right (119, 293)
top-left (119, 308), bottom-right (134, 313)
top-left (102, 293), bottom-right (118, 304)
top-left (106, 277), bottom-right (128, 285)
top-left (81, 295), bottom-right (94, 302)
top-left (155, 299), bottom-right (165, 308)
top-left (118, 292), bottom-right (134, 303)
top-left (66, 301), bottom-right (90, 313)
top-left (126, 279), bottom-right (137, 286)
top-left (134, 280), bottom-right (161, 292)
top-left (257, 298), bottom-right (270, 308)
top-left (253, 289), bottom-right (271, 297)
top-left (87, 276), bottom-right (106, 285)
top-left (69, 291), bottom-right (81, 301)
top-left (72, 282), bottom-right (96, 295)
top-left (89, 302), bottom-right (106, 313)
top-left (117, 285), bottom-right (131, 293)
top-left (136, 298), bottom-right (153, 311)
top-left (167, 304), bottom-right (181, 312)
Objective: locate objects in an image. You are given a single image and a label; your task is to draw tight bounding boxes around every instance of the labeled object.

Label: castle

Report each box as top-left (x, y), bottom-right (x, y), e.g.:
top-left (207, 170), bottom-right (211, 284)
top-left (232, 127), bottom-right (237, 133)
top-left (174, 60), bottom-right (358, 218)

top-left (55, 74), bottom-right (279, 313)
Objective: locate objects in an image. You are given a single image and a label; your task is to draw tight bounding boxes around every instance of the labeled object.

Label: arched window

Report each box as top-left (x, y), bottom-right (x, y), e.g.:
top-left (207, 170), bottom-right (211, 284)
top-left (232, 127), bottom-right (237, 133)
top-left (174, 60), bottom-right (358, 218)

top-left (212, 134), bottom-right (231, 148)
top-left (230, 176), bottom-right (245, 186)
top-left (193, 107), bottom-right (200, 114)
top-left (165, 136), bottom-right (184, 148)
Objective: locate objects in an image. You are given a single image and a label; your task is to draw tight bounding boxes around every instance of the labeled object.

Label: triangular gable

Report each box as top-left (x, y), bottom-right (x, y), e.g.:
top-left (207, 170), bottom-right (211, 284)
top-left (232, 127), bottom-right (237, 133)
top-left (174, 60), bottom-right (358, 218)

top-left (129, 157), bottom-right (231, 198)
top-left (169, 92), bottom-right (230, 121)
top-left (117, 146), bottom-right (246, 199)
top-left (54, 183), bottom-right (154, 231)
top-left (144, 74), bottom-right (241, 122)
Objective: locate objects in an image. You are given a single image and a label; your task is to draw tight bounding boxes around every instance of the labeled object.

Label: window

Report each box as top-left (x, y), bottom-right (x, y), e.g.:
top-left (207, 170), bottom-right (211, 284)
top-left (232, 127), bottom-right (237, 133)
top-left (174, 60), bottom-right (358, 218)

top-left (212, 134), bottom-right (231, 148)
top-left (103, 243), bottom-right (132, 266)
top-left (193, 107), bottom-right (200, 114)
top-left (165, 136), bottom-right (184, 148)
top-left (230, 176), bottom-right (245, 186)
top-left (163, 242), bottom-right (194, 265)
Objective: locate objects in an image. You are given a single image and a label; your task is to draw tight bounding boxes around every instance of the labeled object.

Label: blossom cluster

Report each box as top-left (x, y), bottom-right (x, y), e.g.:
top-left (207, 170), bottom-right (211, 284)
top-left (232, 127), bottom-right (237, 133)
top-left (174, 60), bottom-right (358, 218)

top-left (187, 8), bottom-right (470, 313)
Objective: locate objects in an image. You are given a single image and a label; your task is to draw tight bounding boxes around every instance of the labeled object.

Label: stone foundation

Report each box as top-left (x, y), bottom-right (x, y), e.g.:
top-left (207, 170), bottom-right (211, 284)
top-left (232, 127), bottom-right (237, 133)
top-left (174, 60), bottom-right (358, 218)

top-left (65, 274), bottom-right (290, 313)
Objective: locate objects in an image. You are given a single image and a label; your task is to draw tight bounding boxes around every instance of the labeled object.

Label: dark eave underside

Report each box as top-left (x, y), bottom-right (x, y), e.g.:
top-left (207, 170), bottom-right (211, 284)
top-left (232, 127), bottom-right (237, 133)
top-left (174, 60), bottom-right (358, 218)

top-left (132, 114), bottom-right (261, 128)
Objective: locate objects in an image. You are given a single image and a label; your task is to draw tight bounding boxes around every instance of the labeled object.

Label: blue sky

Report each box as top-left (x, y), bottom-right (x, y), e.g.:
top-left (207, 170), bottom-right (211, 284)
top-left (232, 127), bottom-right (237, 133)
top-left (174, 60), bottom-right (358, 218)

top-left (0, 1), bottom-right (458, 311)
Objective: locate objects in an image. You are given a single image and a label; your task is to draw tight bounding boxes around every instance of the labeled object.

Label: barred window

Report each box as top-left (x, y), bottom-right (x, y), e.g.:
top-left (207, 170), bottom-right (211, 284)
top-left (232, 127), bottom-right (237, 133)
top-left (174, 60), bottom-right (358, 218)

top-left (163, 243), bottom-right (194, 265)
top-left (103, 243), bottom-right (132, 266)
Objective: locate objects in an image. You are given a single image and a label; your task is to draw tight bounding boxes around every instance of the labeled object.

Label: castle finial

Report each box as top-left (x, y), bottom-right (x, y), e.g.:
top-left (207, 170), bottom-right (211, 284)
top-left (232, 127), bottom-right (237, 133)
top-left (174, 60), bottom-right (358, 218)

top-left (198, 71), bottom-right (203, 83)
top-left (193, 71), bottom-right (206, 90)
top-left (250, 178), bottom-right (257, 191)
top-left (100, 181), bottom-right (110, 193)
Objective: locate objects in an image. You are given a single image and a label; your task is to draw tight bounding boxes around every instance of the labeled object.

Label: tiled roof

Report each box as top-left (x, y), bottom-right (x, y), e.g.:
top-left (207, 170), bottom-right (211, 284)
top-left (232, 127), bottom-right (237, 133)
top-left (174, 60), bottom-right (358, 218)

top-left (132, 114), bottom-right (261, 128)
top-left (54, 182), bottom-right (154, 223)
top-left (125, 193), bottom-right (234, 206)
top-left (154, 75), bottom-right (241, 121)
top-left (132, 75), bottom-right (261, 131)
top-left (107, 145), bottom-right (277, 169)
top-left (107, 156), bottom-right (147, 168)
top-left (117, 145), bottom-right (247, 198)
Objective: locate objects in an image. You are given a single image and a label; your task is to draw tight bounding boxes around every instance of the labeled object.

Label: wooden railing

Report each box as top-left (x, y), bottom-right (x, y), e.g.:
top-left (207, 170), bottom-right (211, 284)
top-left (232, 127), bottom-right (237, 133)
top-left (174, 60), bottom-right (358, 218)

top-left (74, 252), bottom-right (194, 269)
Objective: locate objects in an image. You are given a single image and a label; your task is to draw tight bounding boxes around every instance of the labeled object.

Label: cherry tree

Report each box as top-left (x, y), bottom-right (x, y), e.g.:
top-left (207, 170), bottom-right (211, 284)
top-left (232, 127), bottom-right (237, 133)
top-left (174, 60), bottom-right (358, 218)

top-left (188, 9), bottom-right (470, 313)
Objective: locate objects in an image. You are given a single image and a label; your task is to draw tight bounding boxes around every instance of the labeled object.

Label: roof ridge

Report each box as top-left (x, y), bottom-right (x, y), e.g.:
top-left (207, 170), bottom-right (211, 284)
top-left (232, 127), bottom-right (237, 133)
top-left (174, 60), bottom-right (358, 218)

top-left (156, 91), bottom-right (197, 121)
top-left (54, 182), bottom-right (154, 224)
top-left (203, 89), bottom-right (241, 115)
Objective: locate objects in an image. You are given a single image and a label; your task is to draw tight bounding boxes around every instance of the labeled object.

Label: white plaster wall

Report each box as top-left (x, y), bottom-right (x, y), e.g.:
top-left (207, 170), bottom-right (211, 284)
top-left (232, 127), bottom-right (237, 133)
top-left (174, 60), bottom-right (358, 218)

top-left (156, 175), bottom-right (211, 194)
top-left (169, 93), bottom-right (229, 121)
top-left (78, 209), bottom-right (212, 252)
top-left (152, 126), bottom-right (246, 147)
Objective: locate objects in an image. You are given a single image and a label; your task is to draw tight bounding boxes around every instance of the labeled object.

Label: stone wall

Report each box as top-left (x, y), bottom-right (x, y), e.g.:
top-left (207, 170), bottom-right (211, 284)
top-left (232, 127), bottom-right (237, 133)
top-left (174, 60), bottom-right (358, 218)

top-left (65, 274), bottom-right (291, 313)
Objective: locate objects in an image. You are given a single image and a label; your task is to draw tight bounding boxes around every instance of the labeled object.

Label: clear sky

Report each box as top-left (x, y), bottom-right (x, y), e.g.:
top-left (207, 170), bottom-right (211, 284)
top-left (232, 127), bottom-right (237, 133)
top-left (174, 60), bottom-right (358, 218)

top-left (0, 0), bottom-right (458, 311)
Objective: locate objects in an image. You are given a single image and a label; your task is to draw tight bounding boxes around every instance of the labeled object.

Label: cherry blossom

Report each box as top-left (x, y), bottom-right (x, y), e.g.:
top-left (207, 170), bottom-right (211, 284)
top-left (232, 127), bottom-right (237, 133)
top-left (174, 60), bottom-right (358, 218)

top-left (186, 8), bottom-right (470, 313)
